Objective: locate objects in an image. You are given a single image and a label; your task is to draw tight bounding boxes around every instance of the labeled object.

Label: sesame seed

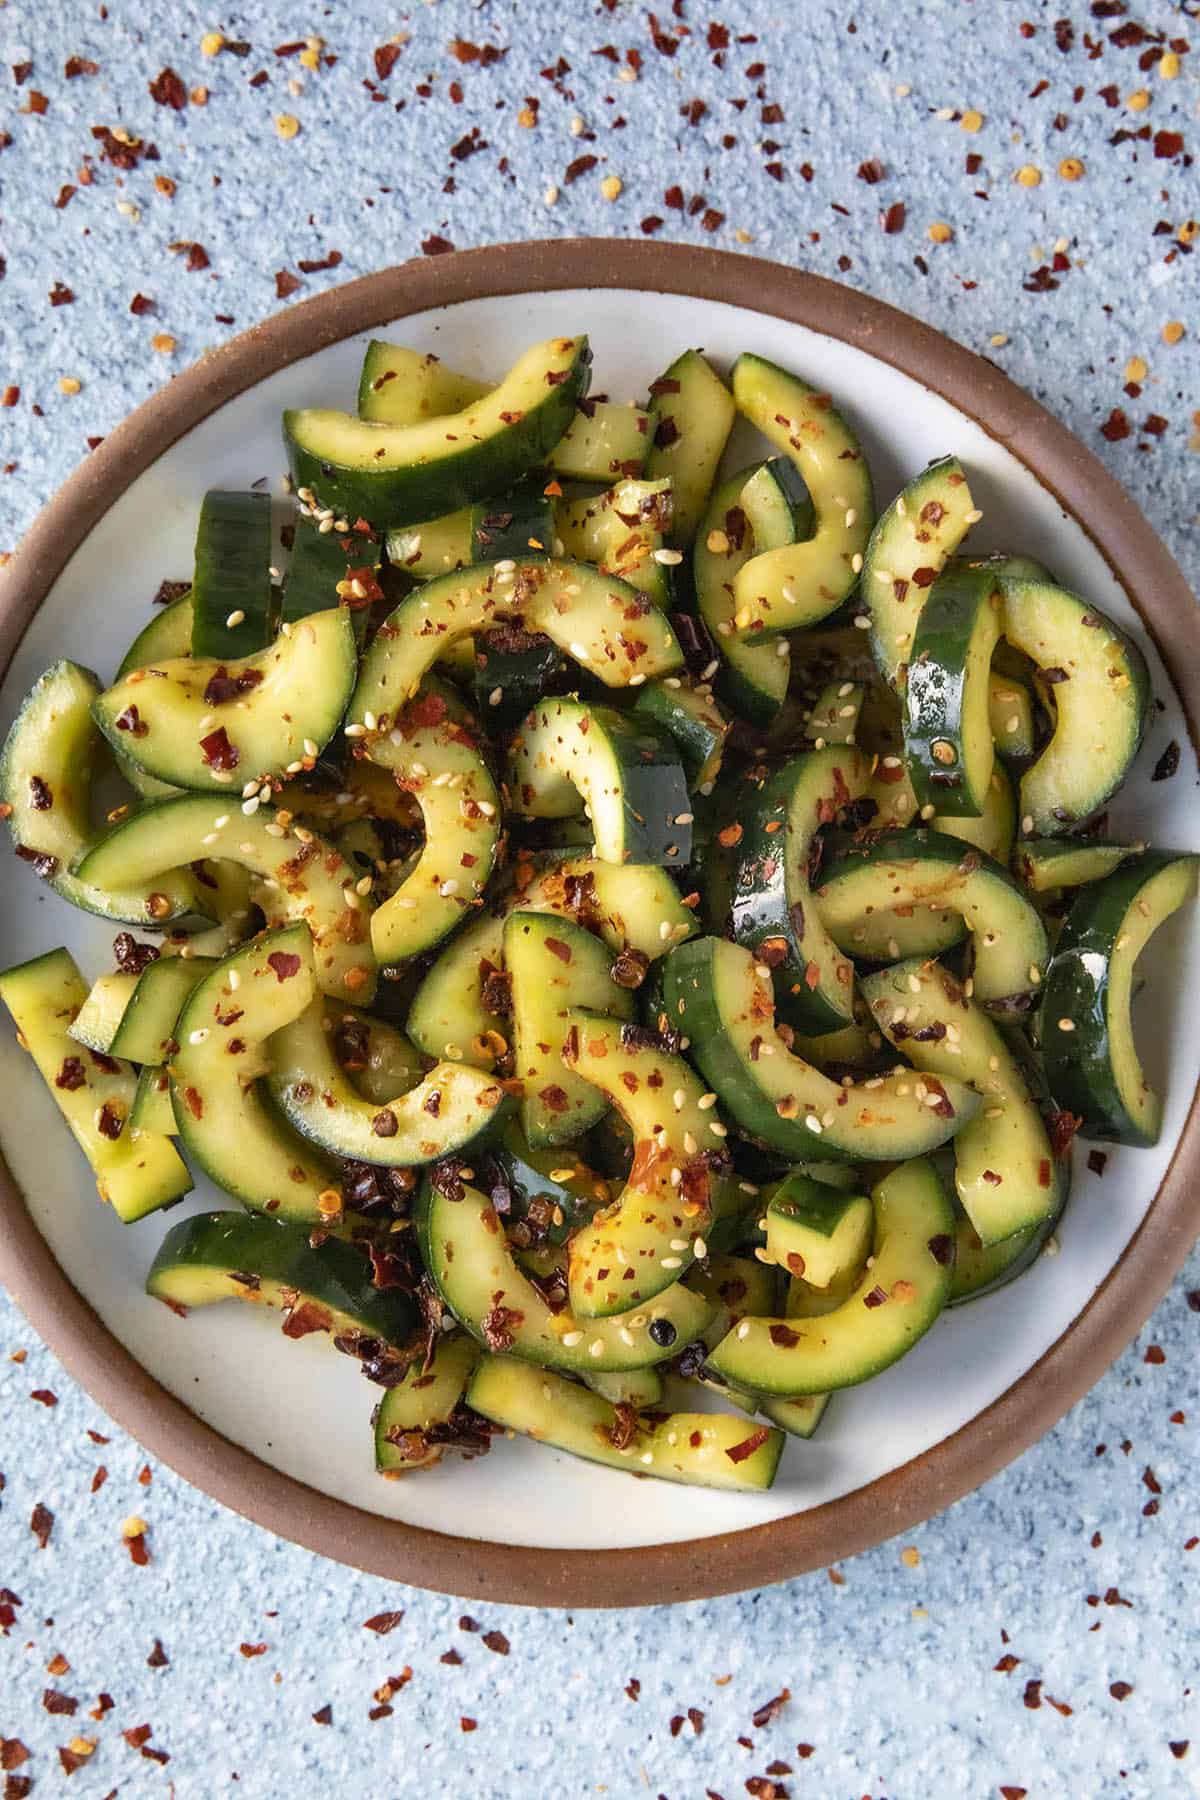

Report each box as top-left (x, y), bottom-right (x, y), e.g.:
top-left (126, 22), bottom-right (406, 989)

top-left (588, 1339), bottom-right (605, 1359)
top-left (1029, 965), bottom-right (1042, 985)
top-left (618, 1327), bottom-right (635, 1347)
top-left (225, 608), bottom-right (246, 629)
top-left (654, 547), bottom-right (683, 565)
top-left (188, 1028), bottom-right (209, 1045)
top-left (697, 1092), bottom-right (717, 1109)
top-left (561, 1330), bottom-right (583, 1347)
top-left (242, 797), bottom-right (259, 816)
top-left (344, 722), bottom-right (366, 738)
top-left (569, 642), bottom-right (590, 662)
top-left (853, 615), bottom-right (871, 630)
top-left (1021, 815), bottom-right (1034, 835)
top-left (708, 1121), bottom-right (728, 1137)
top-left (736, 1321), bottom-right (752, 1340)
top-left (661, 1256), bottom-right (682, 1269)
top-left (1057, 1017), bottom-right (1075, 1032)
top-left (362, 711), bottom-right (378, 731)
top-left (964, 508), bottom-right (984, 524)
top-left (439, 879), bottom-right (459, 898)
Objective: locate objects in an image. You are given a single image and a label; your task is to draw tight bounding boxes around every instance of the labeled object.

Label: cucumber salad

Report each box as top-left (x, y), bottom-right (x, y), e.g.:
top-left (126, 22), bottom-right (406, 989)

top-left (1, 332), bottom-right (1194, 1496)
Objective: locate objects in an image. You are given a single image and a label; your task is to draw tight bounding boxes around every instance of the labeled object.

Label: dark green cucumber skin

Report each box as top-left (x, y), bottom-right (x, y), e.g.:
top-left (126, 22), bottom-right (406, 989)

top-left (285, 347), bottom-right (590, 530)
top-left (472, 633), bottom-right (573, 732)
top-left (1040, 852), bottom-right (1187, 1144)
top-left (514, 703), bottom-right (693, 867)
top-left (146, 1210), bottom-right (419, 1345)
top-left (727, 757), bottom-right (859, 1034)
top-left (470, 477), bottom-right (556, 564)
top-left (903, 566), bottom-right (1000, 817)
top-left (282, 515), bottom-right (380, 639)
top-left (489, 1125), bottom-right (603, 1248)
top-left (191, 491), bottom-right (276, 659)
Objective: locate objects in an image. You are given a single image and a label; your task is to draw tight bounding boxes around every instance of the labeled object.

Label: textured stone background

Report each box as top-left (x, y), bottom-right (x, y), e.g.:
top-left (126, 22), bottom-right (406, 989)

top-left (1, 2), bottom-right (1198, 1796)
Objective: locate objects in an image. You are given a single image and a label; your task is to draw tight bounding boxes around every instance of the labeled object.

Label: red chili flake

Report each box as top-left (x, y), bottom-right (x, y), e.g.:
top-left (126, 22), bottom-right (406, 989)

top-left (482, 1629), bottom-right (510, 1655)
top-left (267, 951), bottom-right (302, 983)
top-left (1000, 1790), bottom-right (1028, 1800)
top-left (91, 1466), bottom-right (107, 1493)
top-left (199, 726), bottom-right (239, 770)
top-left (43, 1689), bottom-right (77, 1715)
top-left (766, 1322), bottom-right (800, 1349)
top-left (123, 1725), bottom-right (153, 1748)
top-left (127, 1532), bottom-right (150, 1566)
top-left (421, 235), bottom-right (454, 257)
top-left (994, 1653), bottom-right (1021, 1673)
top-left (688, 1707), bottom-right (706, 1735)
top-left (1152, 739), bottom-right (1181, 781)
top-left (726, 1426), bottom-right (771, 1465)
top-left (1144, 1343), bottom-right (1166, 1365)
top-left (440, 1647), bottom-right (463, 1665)
top-left (564, 153), bottom-right (599, 184)
top-left (1170, 1742), bottom-right (1190, 1759)
top-left (0, 1743), bottom-right (30, 1772)
top-left (239, 1641), bottom-right (268, 1658)
top-left (147, 1639), bottom-right (169, 1667)
top-left (1023, 1677), bottom-right (1043, 1709)
top-left (881, 201), bottom-right (906, 233)
top-left (640, 215), bottom-right (664, 234)
top-left (25, 90), bottom-right (48, 114)
top-left (1109, 1680), bottom-right (1134, 1700)
top-left (148, 67), bottom-right (188, 110)
top-left (857, 157), bottom-right (886, 183)
top-left (275, 269), bottom-right (301, 299)
top-left (365, 1610), bottom-right (405, 1634)
top-left (751, 1688), bottom-right (791, 1728)
top-left (1155, 130), bottom-right (1185, 160)
top-left (142, 1744), bottom-right (171, 1764)
top-left (450, 38), bottom-right (507, 65)
top-left (374, 44), bottom-right (403, 80)
top-left (1100, 407), bottom-right (1132, 442)
top-left (96, 1102), bottom-right (123, 1141)
top-left (460, 1717), bottom-right (478, 1732)
top-left (312, 1704), bottom-right (333, 1725)
top-left (49, 281), bottom-right (75, 306)
top-left (31, 1388), bottom-right (58, 1406)
top-left (54, 183), bottom-right (77, 208)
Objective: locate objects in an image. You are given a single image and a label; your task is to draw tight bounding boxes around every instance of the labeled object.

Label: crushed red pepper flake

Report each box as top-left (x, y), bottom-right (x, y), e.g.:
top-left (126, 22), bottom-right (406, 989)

top-left (312, 1704), bottom-right (333, 1725)
top-left (122, 1724), bottom-right (152, 1748)
top-left (1109, 1679), bottom-right (1134, 1700)
top-left (482, 1628), bottom-right (510, 1655)
top-left (239, 1641), bottom-right (268, 1658)
top-left (43, 1690), bottom-right (78, 1716)
top-left (147, 1639), bottom-right (168, 1667)
top-left (31, 1502), bottom-right (54, 1548)
top-left (149, 67), bottom-right (188, 110)
top-left (364, 1610), bottom-right (405, 1634)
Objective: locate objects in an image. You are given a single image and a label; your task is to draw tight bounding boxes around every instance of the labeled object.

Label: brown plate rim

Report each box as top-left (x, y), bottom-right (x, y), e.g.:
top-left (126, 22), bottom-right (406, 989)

top-left (1, 238), bottom-right (1197, 1609)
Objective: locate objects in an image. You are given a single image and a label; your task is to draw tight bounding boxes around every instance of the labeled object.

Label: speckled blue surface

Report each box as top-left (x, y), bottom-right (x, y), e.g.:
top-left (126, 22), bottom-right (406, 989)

top-left (1, 3), bottom-right (1198, 1795)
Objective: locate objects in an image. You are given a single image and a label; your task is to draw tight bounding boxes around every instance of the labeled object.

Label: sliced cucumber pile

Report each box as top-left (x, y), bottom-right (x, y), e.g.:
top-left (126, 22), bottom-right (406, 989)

top-left (2, 330), bottom-right (1189, 1499)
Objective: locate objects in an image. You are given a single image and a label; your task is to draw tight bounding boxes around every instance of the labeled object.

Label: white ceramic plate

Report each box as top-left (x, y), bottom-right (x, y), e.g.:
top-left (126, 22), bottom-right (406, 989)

top-left (1, 253), bottom-right (1195, 1585)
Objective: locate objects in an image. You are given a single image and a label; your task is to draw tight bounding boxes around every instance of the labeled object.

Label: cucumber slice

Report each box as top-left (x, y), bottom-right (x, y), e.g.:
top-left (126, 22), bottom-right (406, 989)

top-left (385, 508), bottom-right (473, 580)
top-left (726, 747), bottom-right (871, 1033)
top-left (492, 1120), bottom-right (610, 1247)
top-left (1, 661), bottom-right (203, 927)
top-left (862, 957), bottom-right (1062, 1244)
top-left (760, 1393), bottom-right (831, 1439)
top-left (67, 972), bottom-right (139, 1053)
top-left (286, 335), bottom-right (590, 528)
top-left (95, 608), bottom-right (357, 792)
top-left (169, 923), bottom-right (335, 1217)
top-left (117, 593), bottom-right (194, 678)
top-left (1041, 852), bottom-right (1198, 1145)
top-left (805, 679), bottom-right (864, 747)
top-left (761, 1173), bottom-right (873, 1288)
top-left (861, 457), bottom-right (978, 686)
top-left (131, 1064), bottom-right (175, 1136)
top-left (73, 794), bottom-right (375, 1003)
top-left (507, 698), bottom-right (691, 868)
top-left (147, 1209), bottom-right (418, 1346)
top-left (354, 682), bottom-right (500, 965)
top-left (582, 1366), bottom-right (664, 1409)
top-left (1015, 838), bottom-right (1138, 894)
top-left (547, 402), bottom-right (650, 482)
top-left (190, 490), bottom-right (276, 660)
top-left (1000, 581), bottom-right (1151, 834)
top-left (556, 477), bottom-right (674, 607)
top-left (357, 343), bottom-right (489, 422)
top-left (988, 671), bottom-right (1038, 771)
top-left (815, 828), bottom-right (1048, 1013)
top-left (268, 995), bottom-right (512, 1167)
top-left (281, 515), bottom-right (382, 636)
top-left (663, 935), bottom-right (980, 1161)
top-left (562, 1010), bottom-right (737, 1316)
top-left (374, 1335), bottom-right (483, 1473)
top-left (406, 911), bottom-right (507, 1069)
top-left (354, 558), bottom-right (682, 711)
top-left (631, 678), bottom-right (730, 792)
top-left (472, 624), bottom-right (572, 732)
top-left (416, 1176), bottom-right (714, 1374)
top-left (903, 566), bottom-right (1002, 817)
top-left (935, 763), bottom-right (1018, 864)
top-left (505, 912), bottom-right (635, 1148)
top-left (644, 350), bottom-right (737, 547)
top-left (706, 1158), bottom-right (955, 1395)
top-left (948, 1184), bottom-right (1065, 1307)
top-left (467, 1356), bottom-right (784, 1491)
top-left (729, 354), bottom-right (873, 637)
top-left (695, 458), bottom-right (815, 728)
top-left (107, 956), bottom-right (218, 1064)
top-left (686, 1252), bottom-right (781, 1345)
top-left (470, 476), bottom-right (557, 564)
top-left (0, 948), bottom-right (191, 1222)
top-left (326, 1001), bottom-right (428, 1106)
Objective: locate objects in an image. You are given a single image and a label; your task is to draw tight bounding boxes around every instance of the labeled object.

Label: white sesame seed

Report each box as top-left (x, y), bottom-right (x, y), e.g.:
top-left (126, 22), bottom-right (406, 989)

top-left (242, 797), bottom-right (260, 816)
top-left (588, 1338), bottom-right (605, 1359)
top-left (225, 609), bottom-right (246, 630)
top-left (303, 738), bottom-right (318, 758)
top-left (854, 614), bottom-right (871, 630)
top-left (736, 1321), bottom-right (752, 1340)
top-left (187, 1028), bottom-right (209, 1045)
top-left (344, 722), bottom-right (366, 738)
top-left (845, 507), bottom-right (857, 528)
top-left (654, 547), bottom-right (683, 565)
top-left (363, 711), bottom-right (378, 731)
top-left (439, 879), bottom-right (459, 897)
top-left (709, 1121), bottom-right (728, 1137)
top-left (569, 642), bottom-right (590, 662)
top-left (561, 1330), bottom-right (584, 1347)
top-left (661, 1257), bottom-right (682, 1269)
top-left (851, 552), bottom-right (864, 573)
top-left (619, 1327), bottom-right (635, 1347)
